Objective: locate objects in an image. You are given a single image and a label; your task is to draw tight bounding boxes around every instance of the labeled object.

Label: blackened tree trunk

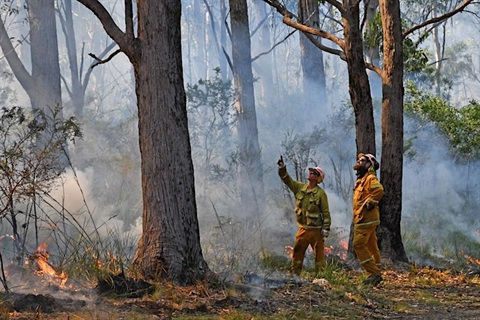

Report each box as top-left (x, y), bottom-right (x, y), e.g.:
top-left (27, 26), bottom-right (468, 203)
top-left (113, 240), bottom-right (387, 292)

top-left (77, 0), bottom-right (209, 284)
top-left (341, 0), bottom-right (376, 155)
top-left (229, 0), bottom-right (265, 216)
top-left (377, 0), bottom-right (408, 262)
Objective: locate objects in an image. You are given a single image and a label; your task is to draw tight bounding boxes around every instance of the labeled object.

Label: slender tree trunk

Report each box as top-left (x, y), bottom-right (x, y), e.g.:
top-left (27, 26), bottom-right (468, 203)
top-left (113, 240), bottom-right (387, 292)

top-left (60, 0), bottom-right (85, 118)
top-left (364, 0), bottom-right (382, 98)
top-left (252, 0), bottom-right (274, 106)
top-left (298, 0), bottom-right (328, 115)
top-left (220, 0), bottom-right (229, 80)
top-left (341, 0), bottom-right (377, 259)
top-left (229, 0), bottom-right (265, 216)
top-left (377, 0), bottom-right (408, 262)
top-left (194, 0), bottom-right (207, 79)
top-left (0, 0), bottom-right (62, 115)
top-left (28, 0), bottom-right (62, 113)
top-left (342, 2), bottom-right (376, 155)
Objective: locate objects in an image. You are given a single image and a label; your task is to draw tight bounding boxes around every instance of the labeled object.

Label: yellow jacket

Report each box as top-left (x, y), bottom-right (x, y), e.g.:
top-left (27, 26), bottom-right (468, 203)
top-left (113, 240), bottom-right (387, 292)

top-left (279, 166), bottom-right (331, 230)
top-left (352, 168), bottom-right (384, 228)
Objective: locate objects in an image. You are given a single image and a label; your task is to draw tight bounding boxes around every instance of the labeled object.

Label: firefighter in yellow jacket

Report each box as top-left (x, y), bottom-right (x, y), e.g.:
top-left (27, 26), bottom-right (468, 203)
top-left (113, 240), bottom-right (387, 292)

top-left (277, 156), bottom-right (331, 275)
top-left (353, 153), bottom-right (384, 285)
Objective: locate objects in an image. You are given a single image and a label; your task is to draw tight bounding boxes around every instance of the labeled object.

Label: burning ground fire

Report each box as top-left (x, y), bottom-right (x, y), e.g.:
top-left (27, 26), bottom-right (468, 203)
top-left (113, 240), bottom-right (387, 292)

top-left (26, 243), bottom-right (68, 287)
top-left (461, 249), bottom-right (480, 266)
top-left (284, 239), bottom-right (348, 260)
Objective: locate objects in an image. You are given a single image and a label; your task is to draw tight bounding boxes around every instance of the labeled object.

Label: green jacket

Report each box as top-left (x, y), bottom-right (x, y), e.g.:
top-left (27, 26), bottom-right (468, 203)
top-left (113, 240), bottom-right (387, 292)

top-left (279, 166), bottom-right (331, 230)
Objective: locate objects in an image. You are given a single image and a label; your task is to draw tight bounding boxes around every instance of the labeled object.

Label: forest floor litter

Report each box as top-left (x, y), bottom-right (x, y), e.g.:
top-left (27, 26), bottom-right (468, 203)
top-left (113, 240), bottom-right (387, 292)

top-left (1, 263), bottom-right (479, 319)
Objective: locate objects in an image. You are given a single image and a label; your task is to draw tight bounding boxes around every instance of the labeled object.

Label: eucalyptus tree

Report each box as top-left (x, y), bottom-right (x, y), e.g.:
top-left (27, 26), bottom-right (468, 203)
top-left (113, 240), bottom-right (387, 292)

top-left (76, 0), bottom-right (209, 284)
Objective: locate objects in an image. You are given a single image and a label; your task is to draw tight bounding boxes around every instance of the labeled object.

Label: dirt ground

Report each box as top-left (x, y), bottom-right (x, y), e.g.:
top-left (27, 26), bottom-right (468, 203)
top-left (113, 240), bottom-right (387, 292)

top-left (2, 265), bottom-right (480, 319)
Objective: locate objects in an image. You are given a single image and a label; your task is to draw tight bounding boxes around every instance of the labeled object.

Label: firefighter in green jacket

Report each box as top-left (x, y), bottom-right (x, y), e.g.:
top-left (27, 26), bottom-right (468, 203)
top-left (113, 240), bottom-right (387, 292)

top-left (277, 156), bottom-right (331, 275)
top-left (353, 153), bottom-right (384, 286)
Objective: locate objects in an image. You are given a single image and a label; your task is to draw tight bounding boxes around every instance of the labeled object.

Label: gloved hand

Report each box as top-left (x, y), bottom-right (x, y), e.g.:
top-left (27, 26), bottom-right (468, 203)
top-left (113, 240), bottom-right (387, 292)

top-left (365, 201), bottom-right (375, 210)
top-left (322, 229), bottom-right (330, 238)
top-left (277, 155), bottom-right (284, 167)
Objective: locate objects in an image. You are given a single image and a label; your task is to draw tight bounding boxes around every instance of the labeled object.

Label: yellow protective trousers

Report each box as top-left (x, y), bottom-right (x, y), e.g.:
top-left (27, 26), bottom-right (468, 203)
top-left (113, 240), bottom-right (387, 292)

top-left (291, 228), bottom-right (325, 275)
top-left (353, 225), bottom-right (381, 276)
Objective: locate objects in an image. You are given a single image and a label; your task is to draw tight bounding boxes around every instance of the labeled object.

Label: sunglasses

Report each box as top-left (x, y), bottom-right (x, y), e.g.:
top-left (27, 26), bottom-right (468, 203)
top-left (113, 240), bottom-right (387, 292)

top-left (309, 170), bottom-right (320, 176)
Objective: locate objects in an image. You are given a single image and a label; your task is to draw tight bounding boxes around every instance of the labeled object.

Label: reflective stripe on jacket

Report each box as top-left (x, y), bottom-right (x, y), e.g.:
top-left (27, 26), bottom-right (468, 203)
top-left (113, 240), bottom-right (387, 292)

top-left (353, 169), bottom-right (384, 228)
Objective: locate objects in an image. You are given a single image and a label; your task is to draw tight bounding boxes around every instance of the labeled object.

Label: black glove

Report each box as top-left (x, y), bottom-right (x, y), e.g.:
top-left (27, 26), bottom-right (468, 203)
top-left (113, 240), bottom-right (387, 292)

top-left (365, 202), bottom-right (375, 210)
top-left (277, 155), bottom-right (284, 167)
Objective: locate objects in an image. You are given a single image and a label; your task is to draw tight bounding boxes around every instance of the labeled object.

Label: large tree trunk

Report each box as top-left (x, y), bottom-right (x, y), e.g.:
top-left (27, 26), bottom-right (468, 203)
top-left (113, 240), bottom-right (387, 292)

top-left (298, 0), bottom-right (328, 116)
top-left (229, 0), bottom-right (265, 216)
top-left (377, 0), bottom-right (408, 262)
top-left (77, 0), bottom-right (209, 285)
top-left (130, 1), bottom-right (209, 284)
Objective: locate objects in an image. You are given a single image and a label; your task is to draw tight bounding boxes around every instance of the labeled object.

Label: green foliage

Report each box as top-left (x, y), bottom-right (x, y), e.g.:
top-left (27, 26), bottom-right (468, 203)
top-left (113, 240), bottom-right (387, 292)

top-left (403, 33), bottom-right (431, 74)
top-left (363, 14), bottom-right (431, 75)
top-left (363, 12), bottom-right (382, 49)
top-left (405, 82), bottom-right (480, 160)
top-left (316, 259), bottom-right (351, 285)
top-left (186, 68), bottom-right (236, 190)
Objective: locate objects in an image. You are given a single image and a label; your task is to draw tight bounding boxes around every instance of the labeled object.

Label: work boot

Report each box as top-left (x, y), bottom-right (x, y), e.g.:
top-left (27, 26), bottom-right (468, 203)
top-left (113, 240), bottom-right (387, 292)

top-left (363, 274), bottom-right (383, 286)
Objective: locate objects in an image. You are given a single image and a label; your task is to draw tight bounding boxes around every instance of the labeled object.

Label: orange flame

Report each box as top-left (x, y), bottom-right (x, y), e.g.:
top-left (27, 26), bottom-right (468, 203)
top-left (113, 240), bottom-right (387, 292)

top-left (32, 243), bottom-right (68, 287)
top-left (339, 240), bottom-right (348, 250)
top-left (324, 245), bottom-right (334, 255)
top-left (285, 245), bottom-right (293, 258)
top-left (466, 255), bottom-right (480, 265)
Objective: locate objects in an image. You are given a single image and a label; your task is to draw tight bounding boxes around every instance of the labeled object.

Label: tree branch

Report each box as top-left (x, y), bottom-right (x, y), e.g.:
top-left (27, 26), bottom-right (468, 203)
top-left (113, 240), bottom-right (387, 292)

top-left (0, 18), bottom-right (34, 94)
top-left (304, 33), bottom-right (345, 60)
top-left (403, 0), bottom-right (474, 38)
top-left (252, 29), bottom-right (297, 62)
top-left (89, 49), bottom-right (122, 68)
top-left (262, 0), bottom-right (345, 50)
top-left (76, 0), bottom-right (133, 57)
top-left (323, 0), bottom-right (345, 16)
